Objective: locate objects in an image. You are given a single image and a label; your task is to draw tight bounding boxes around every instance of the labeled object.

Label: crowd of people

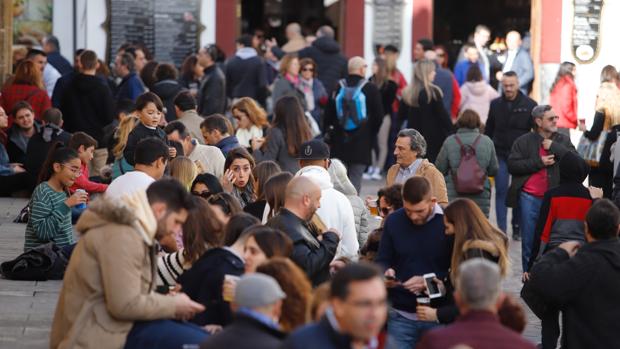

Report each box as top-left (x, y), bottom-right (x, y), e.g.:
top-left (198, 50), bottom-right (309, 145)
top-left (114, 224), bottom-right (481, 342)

top-left (1, 21), bottom-right (620, 349)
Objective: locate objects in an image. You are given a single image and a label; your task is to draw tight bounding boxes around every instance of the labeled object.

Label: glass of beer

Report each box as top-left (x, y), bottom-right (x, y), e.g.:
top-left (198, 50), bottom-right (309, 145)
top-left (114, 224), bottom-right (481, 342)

top-left (367, 196), bottom-right (379, 216)
top-left (222, 274), bottom-right (240, 302)
top-left (417, 296), bottom-right (431, 307)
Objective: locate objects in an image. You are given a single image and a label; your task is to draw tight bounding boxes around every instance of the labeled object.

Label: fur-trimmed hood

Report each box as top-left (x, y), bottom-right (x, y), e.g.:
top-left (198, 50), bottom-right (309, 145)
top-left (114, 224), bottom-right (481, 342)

top-left (462, 239), bottom-right (500, 257)
top-left (75, 190), bottom-right (157, 245)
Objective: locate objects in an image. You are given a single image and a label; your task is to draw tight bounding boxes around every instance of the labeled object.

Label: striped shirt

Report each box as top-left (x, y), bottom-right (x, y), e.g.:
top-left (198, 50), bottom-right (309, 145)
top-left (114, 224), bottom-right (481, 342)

top-left (156, 250), bottom-right (188, 287)
top-left (24, 182), bottom-right (74, 251)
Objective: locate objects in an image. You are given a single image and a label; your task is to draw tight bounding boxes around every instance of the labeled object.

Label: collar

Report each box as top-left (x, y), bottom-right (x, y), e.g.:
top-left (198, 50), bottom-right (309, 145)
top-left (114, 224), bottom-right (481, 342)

top-left (456, 128), bottom-right (479, 134)
top-left (237, 307), bottom-right (281, 330)
top-left (236, 47), bottom-right (258, 59)
top-left (325, 308), bottom-right (379, 349)
top-left (427, 203), bottom-right (444, 223)
top-left (223, 246), bottom-right (245, 263)
top-left (399, 158), bottom-right (422, 173)
top-left (458, 310), bottom-right (498, 323)
top-left (280, 208), bottom-right (308, 224)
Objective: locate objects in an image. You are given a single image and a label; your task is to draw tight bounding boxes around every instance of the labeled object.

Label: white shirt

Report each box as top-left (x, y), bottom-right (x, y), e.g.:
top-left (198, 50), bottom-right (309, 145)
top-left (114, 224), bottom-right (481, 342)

top-left (43, 64), bottom-right (61, 97)
top-left (503, 49), bottom-right (518, 73)
top-left (106, 171), bottom-right (155, 200)
top-left (235, 125), bottom-right (263, 148)
top-left (187, 139), bottom-right (226, 178)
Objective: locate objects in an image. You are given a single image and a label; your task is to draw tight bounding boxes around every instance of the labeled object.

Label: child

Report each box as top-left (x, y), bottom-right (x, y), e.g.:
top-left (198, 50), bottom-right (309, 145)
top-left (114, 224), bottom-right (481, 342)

top-left (68, 132), bottom-right (108, 194)
top-left (24, 146), bottom-right (87, 251)
top-left (123, 92), bottom-right (175, 166)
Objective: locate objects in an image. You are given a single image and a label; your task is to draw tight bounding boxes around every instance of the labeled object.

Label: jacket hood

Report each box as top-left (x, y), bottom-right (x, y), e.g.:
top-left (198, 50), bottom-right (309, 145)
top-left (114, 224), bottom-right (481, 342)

top-left (463, 81), bottom-right (490, 96)
top-left (74, 73), bottom-right (104, 90)
top-left (236, 47), bottom-right (258, 60)
top-left (152, 80), bottom-right (183, 98)
top-left (327, 159), bottom-right (357, 196)
top-left (582, 239), bottom-right (620, 270)
top-left (76, 190), bottom-right (157, 245)
top-left (312, 37), bottom-right (342, 54)
top-left (559, 151), bottom-right (590, 183)
top-left (296, 165), bottom-right (334, 191)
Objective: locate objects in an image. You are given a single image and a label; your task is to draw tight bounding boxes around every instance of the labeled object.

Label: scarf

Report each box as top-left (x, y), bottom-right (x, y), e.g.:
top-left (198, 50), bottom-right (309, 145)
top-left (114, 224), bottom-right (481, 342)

top-left (300, 78), bottom-right (315, 111)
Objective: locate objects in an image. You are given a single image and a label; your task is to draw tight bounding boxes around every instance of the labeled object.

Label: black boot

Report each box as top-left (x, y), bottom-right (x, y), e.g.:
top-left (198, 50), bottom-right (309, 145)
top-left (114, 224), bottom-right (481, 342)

top-left (512, 225), bottom-right (521, 241)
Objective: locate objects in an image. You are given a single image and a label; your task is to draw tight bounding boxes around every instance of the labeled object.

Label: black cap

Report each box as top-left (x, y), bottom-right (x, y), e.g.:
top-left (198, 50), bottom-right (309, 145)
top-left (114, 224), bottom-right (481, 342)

top-left (297, 139), bottom-right (330, 160)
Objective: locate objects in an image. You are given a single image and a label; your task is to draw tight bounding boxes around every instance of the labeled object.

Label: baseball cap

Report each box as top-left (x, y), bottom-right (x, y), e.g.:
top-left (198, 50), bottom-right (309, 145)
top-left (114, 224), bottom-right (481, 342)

top-left (235, 273), bottom-right (286, 308)
top-left (297, 139), bottom-right (330, 160)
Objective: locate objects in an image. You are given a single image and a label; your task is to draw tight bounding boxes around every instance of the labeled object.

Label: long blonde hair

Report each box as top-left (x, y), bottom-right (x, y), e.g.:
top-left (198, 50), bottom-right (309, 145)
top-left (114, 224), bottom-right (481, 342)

top-left (112, 115), bottom-right (139, 159)
top-left (231, 97), bottom-right (269, 128)
top-left (596, 81), bottom-right (620, 128)
top-left (169, 156), bottom-right (198, 191)
top-left (402, 59), bottom-right (442, 107)
top-left (444, 199), bottom-right (509, 281)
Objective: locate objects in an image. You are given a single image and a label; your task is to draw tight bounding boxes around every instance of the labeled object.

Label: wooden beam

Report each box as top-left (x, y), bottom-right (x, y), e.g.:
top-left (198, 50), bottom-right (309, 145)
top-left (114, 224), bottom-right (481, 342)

top-left (0, 0), bottom-right (13, 86)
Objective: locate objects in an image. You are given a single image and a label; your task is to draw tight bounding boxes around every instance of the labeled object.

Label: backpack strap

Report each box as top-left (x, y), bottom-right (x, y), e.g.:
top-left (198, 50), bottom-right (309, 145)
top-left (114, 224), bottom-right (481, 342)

top-left (472, 134), bottom-right (482, 148)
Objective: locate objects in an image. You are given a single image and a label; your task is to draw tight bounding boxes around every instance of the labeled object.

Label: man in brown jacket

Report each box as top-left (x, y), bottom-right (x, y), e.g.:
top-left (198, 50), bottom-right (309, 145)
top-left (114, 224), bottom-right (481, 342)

top-left (386, 128), bottom-right (448, 205)
top-left (50, 179), bottom-right (207, 348)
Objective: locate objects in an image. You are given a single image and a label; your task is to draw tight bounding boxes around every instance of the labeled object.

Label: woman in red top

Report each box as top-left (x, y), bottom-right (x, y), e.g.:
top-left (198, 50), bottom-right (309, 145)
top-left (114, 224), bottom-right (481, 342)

top-left (549, 62), bottom-right (577, 136)
top-left (0, 60), bottom-right (51, 125)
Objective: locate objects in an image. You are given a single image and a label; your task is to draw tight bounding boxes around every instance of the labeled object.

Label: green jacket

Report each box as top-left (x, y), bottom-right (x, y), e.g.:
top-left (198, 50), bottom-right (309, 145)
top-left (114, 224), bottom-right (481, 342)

top-left (435, 128), bottom-right (499, 216)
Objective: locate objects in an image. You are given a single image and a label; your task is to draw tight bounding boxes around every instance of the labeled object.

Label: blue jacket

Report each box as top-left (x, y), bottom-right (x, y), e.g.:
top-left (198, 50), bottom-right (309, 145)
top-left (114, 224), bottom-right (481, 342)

top-left (115, 72), bottom-right (145, 102)
top-left (454, 60), bottom-right (485, 86)
top-left (504, 48), bottom-right (534, 94)
top-left (375, 207), bottom-right (453, 312)
top-left (0, 143), bottom-right (13, 176)
top-left (434, 65), bottom-right (455, 115)
top-left (216, 136), bottom-right (241, 157)
top-left (47, 51), bottom-right (73, 76)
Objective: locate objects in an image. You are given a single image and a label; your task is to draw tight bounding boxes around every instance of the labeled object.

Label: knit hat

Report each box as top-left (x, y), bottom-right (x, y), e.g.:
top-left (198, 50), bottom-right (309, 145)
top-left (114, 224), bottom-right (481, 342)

top-left (235, 273), bottom-right (286, 308)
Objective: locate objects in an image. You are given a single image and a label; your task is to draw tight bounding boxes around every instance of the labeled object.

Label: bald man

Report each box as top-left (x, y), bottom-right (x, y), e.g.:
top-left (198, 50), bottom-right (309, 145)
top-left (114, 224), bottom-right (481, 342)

top-left (267, 176), bottom-right (341, 286)
top-left (324, 56), bottom-right (384, 192)
top-left (282, 22), bottom-right (306, 53)
top-left (498, 31), bottom-right (534, 94)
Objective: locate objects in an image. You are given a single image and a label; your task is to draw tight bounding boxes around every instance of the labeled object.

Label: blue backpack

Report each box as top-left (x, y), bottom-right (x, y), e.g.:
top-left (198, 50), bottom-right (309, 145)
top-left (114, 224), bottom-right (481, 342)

top-left (335, 78), bottom-right (368, 131)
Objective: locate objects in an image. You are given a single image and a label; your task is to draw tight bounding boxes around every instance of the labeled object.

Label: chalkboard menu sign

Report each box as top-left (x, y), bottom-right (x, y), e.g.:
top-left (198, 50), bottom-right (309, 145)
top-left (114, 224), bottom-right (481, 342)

top-left (373, 0), bottom-right (404, 51)
top-left (107, 0), bottom-right (202, 67)
top-left (572, 0), bottom-right (604, 64)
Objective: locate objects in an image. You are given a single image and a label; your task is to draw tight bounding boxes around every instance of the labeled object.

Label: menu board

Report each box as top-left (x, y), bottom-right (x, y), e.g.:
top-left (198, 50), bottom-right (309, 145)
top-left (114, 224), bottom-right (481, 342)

top-left (373, 0), bottom-right (404, 51)
top-left (572, 0), bottom-right (604, 64)
top-left (108, 0), bottom-right (202, 67)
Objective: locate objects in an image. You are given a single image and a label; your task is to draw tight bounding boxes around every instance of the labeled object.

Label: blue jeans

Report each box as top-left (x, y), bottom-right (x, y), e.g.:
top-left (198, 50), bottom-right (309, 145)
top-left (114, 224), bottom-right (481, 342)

top-left (387, 309), bottom-right (439, 348)
top-left (519, 191), bottom-right (543, 272)
top-left (495, 157), bottom-right (521, 233)
top-left (124, 320), bottom-right (208, 349)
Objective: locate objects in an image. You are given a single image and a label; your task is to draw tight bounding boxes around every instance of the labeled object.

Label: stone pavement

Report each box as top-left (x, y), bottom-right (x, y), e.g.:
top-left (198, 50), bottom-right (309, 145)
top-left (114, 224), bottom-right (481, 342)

top-left (0, 180), bottom-right (540, 348)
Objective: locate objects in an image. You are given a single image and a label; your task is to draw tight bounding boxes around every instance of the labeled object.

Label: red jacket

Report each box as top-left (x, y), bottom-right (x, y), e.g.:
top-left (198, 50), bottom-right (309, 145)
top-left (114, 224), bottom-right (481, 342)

top-left (418, 310), bottom-right (536, 349)
top-left (69, 162), bottom-right (108, 194)
top-left (0, 83), bottom-right (51, 126)
top-left (550, 76), bottom-right (578, 129)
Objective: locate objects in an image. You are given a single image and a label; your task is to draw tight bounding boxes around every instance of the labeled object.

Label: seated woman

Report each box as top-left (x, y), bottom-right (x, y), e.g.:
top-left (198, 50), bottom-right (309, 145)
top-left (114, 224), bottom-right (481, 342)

top-left (242, 226), bottom-right (293, 273)
top-left (156, 196), bottom-right (224, 288)
top-left (191, 173), bottom-right (223, 199)
top-left (231, 97), bottom-right (268, 148)
top-left (206, 192), bottom-right (242, 226)
top-left (24, 146), bottom-right (87, 251)
top-left (221, 147), bottom-right (256, 208)
top-left (169, 156), bottom-right (198, 192)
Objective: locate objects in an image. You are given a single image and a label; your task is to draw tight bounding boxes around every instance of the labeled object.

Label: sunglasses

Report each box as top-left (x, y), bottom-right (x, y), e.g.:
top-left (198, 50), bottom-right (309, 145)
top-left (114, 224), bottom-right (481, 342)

top-left (192, 190), bottom-right (212, 199)
top-left (302, 67), bottom-right (314, 72)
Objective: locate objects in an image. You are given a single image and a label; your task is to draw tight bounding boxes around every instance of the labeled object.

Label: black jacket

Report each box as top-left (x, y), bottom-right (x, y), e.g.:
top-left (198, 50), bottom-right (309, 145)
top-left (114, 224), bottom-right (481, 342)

top-left (200, 313), bottom-right (286, 349)
top-left (485, 92), bottom-right (538, 158)
top-left (507, 131), bottom-right (575, 207)
top-left (151, 80), bottom-right (186, 122)
top-left (123, 123), bottom-right (167, 166)
top-left (528, 152), bottom-right (592, 270)
top-left (24, 125), bottom-right (72, 176)
top-left (178, 247), bottom-right (244, 327)
top-left (198, 65), bottom-right (227, 116)
top-left (529, 239), bottom-right (620, 349)
top-left (324, 74), bottom-right (384, 166)
top-left (267, 209), bottom-right (339, 286)
top-left (397, 87), bottom-right (453, 163)
top-left (59, 73), bottom-right (114, 145)
top-left (275, 37), bottom-right (348, 94)
top-left (6, 122), bottom-right (42, 164)
top-left (225, 53), bottom-right (268, 104)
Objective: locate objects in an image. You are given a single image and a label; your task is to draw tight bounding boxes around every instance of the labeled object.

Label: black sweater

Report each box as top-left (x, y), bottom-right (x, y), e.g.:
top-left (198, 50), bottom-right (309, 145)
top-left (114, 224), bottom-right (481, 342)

top-left (485, 92), bottom-right (537, 158)
top-left (123, 123), bottom-right (167, 166)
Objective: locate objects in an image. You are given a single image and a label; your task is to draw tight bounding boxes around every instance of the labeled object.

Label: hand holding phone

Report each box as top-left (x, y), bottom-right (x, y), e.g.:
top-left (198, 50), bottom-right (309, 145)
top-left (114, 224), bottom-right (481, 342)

top-left (423, 273), bottom-right (443, 299)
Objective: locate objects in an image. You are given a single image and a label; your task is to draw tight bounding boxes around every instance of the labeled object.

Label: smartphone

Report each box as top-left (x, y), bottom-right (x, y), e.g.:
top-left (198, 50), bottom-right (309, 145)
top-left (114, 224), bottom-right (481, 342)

top-left (423, 273), bottom-right (442, 299)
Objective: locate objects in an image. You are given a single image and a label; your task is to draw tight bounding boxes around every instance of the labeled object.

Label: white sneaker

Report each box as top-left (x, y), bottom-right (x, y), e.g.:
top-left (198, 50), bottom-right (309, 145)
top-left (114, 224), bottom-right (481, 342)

top-left (370, 167), bottom-right (383, 180)
top-left (362, 172), bottom-right (373, 180)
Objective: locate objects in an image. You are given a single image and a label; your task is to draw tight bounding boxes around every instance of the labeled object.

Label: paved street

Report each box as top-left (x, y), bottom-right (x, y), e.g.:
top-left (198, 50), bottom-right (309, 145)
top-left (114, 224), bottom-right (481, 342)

top-left (0, 179), bottom-right (540, 348)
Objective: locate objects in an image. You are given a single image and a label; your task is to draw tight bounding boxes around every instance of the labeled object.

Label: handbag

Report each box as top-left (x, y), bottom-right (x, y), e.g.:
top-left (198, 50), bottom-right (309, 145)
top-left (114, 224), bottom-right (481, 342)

top-left (520, 278), bottom-right (547, 319)
top-left (577, 130), bottom-right (607, 167)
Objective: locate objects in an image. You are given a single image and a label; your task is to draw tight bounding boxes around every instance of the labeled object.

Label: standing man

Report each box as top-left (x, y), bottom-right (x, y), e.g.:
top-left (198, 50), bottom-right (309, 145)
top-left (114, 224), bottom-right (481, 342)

top-left (454, 45), bottom-right (485, 86)
top-left (282, 23), bottom-right (306, 53)
top-left (200, 114), bottom-right (241, 157)
top-left (27, 48), bottom-right (61, 97)
top-left (296, 140), bottom-right (358, 260)
top-left (485, 71), bottom-right (537, 240)
top-left (267, 176), bottom-right (341, 286)
top-left (458, 25), bottom-right (491, 82)
top-left (225, 35), bottom-right (268, 106)
top-left (165, 121), bottom-right (225, 178)
top-left (375, 176), bottom-right (453, 348)
top-left (115, 52), bottom-right (145, 102)
top-left (497, 31), bottom-right (534, 95)
top-left (508, 105), bottom-right (575, 273)
top-left (324, 56), bottom-right (384, 193)
top-left (197, 45), bottom-right (226, 116)
top-left (386, 129), bottom-right (448, 206)
top-left (59, 50), bottom-right (115, 176)
top-left (42, 35), bottom-right (73, 76)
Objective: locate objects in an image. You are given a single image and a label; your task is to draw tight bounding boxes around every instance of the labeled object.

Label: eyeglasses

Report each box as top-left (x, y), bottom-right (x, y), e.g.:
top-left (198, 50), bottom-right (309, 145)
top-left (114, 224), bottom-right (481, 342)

top-left (545, 115), bottom-right (560, 121)
top-left (62, 164), bottom-right (82, 176)
top-left (192, 190), bottom-right (212, 199)
top-left (302, 67), bottom-right (314, 72)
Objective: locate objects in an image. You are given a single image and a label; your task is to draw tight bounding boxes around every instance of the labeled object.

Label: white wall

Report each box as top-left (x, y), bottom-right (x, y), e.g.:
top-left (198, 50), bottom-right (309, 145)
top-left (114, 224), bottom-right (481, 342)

top-left (560, 0), bottom-right (619, 126)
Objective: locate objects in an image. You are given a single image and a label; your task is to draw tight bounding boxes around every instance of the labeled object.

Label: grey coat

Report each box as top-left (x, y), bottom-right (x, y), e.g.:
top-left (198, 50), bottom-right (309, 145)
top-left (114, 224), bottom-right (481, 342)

top-left (435, 128), bottom-right (499, 216)
top-left (253, 127), bottom-right (300, 174)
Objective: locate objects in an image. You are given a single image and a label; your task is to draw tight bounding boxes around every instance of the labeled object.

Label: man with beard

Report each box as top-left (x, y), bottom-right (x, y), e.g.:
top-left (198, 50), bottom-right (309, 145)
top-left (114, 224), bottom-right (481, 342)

top-left (267, 176), bottom-right (341, 286)
top-left (375, 176), bottom-right (453, 348)
top-left (51, 179), bottom-right (208, 348)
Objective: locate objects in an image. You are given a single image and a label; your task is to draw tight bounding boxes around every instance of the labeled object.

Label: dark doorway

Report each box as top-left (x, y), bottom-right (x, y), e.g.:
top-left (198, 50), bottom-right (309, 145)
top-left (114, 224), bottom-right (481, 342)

top-left (433, 0), bottom-right (531, 68)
